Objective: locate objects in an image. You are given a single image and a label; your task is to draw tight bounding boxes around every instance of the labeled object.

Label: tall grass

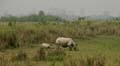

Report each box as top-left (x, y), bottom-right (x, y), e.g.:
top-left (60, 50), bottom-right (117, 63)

top-left (34, 48), bottom-right (65, 61)
top-left (64, 55), bottom-right (105, 66)
top-left (0, 28), bottom-right (19, 50)
top-left (0, 21), bottom-right (120, 50)
top-left (0, 33), bottom-right (119, 66)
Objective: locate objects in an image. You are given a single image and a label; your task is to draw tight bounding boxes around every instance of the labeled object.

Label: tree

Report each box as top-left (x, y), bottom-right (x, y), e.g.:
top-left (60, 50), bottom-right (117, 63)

top-left (78, 17), bottom-right (85, 21)
top-left (38, 11), bottom-right (45, 16)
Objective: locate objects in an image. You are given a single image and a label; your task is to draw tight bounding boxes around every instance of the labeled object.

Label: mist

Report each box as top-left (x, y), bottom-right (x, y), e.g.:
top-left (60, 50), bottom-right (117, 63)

top-left (0, 0), bottom-right (120, 16)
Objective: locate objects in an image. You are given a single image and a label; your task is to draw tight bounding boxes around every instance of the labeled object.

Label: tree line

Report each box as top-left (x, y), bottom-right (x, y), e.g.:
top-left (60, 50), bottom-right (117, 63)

top-left (0, 11), bottom-right (64, 22)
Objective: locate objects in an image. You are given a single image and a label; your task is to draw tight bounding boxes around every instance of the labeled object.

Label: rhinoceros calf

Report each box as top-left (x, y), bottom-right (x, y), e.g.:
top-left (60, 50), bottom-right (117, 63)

top-left (41, 43), bottom-right (51, 49)
top-left (55, 37), bottom-right (77, 50)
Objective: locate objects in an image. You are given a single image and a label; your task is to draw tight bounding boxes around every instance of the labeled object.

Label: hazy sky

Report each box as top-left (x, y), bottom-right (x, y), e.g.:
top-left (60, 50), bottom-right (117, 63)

top-left (0, 0), bottom-right (120, 16)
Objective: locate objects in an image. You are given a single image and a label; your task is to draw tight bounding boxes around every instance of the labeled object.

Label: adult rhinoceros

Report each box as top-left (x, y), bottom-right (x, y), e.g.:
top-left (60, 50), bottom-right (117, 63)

top-left (55, 37), bottom-right (77, 51)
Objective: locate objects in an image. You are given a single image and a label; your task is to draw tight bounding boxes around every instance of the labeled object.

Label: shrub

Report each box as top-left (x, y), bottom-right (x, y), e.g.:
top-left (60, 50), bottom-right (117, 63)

top-left (8, 22), bottom-right (12, 26)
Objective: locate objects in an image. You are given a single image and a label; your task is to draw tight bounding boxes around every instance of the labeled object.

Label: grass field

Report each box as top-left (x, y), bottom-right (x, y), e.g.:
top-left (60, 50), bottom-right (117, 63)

top-left (0, 21), bottom-right (120, 66)
top-left (0, 35), bottom-right (120, 66)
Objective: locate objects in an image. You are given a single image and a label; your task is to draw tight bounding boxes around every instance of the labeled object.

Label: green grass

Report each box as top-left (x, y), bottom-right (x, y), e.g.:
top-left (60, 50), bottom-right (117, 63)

top-left (74, 36), bottom-right (120, 66)
top-left (0, 35), bottom-right (119, 66)
top-left (0, 21), bottom-right (120, 66)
